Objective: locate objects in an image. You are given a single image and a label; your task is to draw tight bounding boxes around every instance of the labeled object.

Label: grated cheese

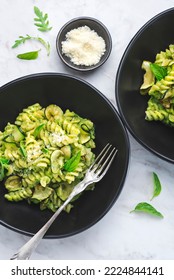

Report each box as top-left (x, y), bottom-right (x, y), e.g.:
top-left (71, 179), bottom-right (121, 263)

top-left (51, 132), bottom-right (67, 144)
top-left (27, 145), bottom-right (42, 162)
top-left (61, 25), bottom-right (106, 66)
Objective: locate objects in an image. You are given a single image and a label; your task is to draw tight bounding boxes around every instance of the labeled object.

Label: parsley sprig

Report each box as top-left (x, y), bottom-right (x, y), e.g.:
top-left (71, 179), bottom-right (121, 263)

top-left (34, 6), bottom-right (52, 32)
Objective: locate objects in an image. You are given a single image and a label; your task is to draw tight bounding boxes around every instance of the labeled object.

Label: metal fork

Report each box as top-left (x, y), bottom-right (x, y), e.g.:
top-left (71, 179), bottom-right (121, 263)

top-left (10, 143), bottom-right (117, 260)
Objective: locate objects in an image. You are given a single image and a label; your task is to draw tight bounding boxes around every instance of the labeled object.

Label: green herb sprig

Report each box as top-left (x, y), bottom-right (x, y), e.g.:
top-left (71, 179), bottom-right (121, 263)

top-left (36, 36), bottom-right (50, 56)
top-left (12, 35), bottom-right (32, 48)
top-left (34, 6), bottom-right (52, 32)
top-left (12, 35), bottom-right (50, 56)
top-left (0, 158), bottom-right (9, 181)
top-left (12, 6), bottom-right (52, 59)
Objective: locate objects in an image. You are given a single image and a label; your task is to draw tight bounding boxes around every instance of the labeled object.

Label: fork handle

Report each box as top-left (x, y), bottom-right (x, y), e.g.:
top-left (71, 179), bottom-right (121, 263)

top-left (10, 181), bottom-right (86, 260)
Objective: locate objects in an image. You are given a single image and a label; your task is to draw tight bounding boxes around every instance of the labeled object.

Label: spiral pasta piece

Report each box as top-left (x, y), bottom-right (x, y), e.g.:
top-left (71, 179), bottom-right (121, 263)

top-left (155, 45), bottom-right (174, 66)
top-left (5, 187), bottom-right (33, 201)
top-left (145, 110), bottom-right (166, 121)
top-left (15, 103), bottom-right (44, 132)
top-left (140, 44), bottom-right (174, 127)
top-left (4, 145), bottom-right (21, 161)
top-left (0, 103), bottom-right (96, 212)
top-left (149, 65), bottom-right (174, 96)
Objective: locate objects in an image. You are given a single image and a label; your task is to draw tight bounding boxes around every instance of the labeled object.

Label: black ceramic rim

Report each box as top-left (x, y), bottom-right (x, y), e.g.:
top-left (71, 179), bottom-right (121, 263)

top-left (0, 72), bottom-right (130, 238)
top-left (115, 8), bottom-right (174, 163)
top-left (56, 17), bottom-right (112, 72)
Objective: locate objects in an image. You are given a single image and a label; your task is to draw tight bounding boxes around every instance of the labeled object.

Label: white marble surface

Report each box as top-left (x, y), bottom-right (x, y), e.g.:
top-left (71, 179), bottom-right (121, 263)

top-left (0, 0), bottom-right (174, 260)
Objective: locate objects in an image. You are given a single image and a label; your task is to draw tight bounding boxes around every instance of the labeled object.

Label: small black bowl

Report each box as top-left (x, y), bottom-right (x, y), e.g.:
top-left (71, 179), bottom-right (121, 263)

top-left (0, 73), bottom-right (129, 238)
top-left (116, 8), bottom-right (174, 163)
top-left (56, 17), bottom-right (112, 71)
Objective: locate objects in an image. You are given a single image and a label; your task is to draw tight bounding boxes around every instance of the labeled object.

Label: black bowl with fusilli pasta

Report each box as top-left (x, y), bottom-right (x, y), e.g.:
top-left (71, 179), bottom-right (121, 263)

top-left (0, 73), bottom-right (129, 238)
top-left (116, 8), bottom-right (174, 163)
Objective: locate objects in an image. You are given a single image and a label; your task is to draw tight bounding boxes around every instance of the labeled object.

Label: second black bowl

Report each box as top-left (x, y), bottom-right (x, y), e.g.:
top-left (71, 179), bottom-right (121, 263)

top-left (116, 8), bottom-right (174, 163)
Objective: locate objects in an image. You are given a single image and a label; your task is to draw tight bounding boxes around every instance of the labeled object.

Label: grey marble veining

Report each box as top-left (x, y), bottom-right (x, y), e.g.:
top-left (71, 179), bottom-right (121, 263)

top-left (0, 0), bottom-right (174, 260)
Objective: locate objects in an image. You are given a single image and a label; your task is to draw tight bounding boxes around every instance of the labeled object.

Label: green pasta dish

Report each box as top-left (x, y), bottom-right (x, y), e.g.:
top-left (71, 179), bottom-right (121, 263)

top-left (0, 103), bottom-right (96, 212)
top-left (140, 44), bottom-right (174, 126)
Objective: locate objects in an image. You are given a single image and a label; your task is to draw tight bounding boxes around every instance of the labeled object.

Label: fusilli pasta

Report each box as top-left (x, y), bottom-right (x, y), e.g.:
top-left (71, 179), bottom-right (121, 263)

top-left (0, 103), bottom-right (96, 212)
top-left (140, 44), bottom-right (174, 127)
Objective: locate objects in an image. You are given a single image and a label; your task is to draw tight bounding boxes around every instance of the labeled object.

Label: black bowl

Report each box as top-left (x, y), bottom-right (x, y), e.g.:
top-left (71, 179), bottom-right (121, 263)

top-left (116, 8), bottom-right (174, 163)
top-left (0, 73), bottom-right (129, 238)
top-left (56, 17), bottom-right (112, 71)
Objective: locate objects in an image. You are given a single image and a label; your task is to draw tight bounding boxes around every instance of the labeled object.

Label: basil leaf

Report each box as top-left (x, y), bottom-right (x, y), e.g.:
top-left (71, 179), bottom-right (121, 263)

top-left (19, 141), bottom-right (27, 158)
top-left (150, 63), bottom-right (167, 81)
top-left (130, 202), bottom-right (163, 218)
top-left (0, 162), bottom-right (5, 181)
top-left (41, 148), bottom-right (49, 154)
top-left (17, 50), bottom-right (40, 60)
top-left (64, 151), bottom-right (81, 172)
top-left (34, 124), bottom-right (45, 138)
top-left (0, 157), bottom-right (9, 181)
top-left (151, 172), bottom-right (162, 200)
top-left (0, 157), bottom-right (9, 165)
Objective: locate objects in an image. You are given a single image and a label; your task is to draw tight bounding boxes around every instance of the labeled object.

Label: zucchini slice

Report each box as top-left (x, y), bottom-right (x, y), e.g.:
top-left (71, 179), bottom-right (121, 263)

top-left (61, 145), bottom-right (71, 159)
top-left (3, 135), bottom-right (14, 143)
top-left (140, 61), bottom-right (155, 94)
top-left (5, 175), bottom-right (22, 191)
top-left (51, 150), bottom-right (64, 173)
top-left (4, 142), bottom-right (18, 149)
top-left (79, 134), bottom-right (90, 144)
top-left (57, 183), bottom-right (74, 201)
top-left (12, 125), bottom-right (24, 142)
top-left (32, 185), bottom-right (53, 201)
top-left (3, 125), bottom-right (24, 143)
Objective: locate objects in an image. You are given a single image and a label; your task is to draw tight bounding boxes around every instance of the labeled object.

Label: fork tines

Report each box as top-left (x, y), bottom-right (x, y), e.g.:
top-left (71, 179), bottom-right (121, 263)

top-left (90, 143), bottom-right (118, 177)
